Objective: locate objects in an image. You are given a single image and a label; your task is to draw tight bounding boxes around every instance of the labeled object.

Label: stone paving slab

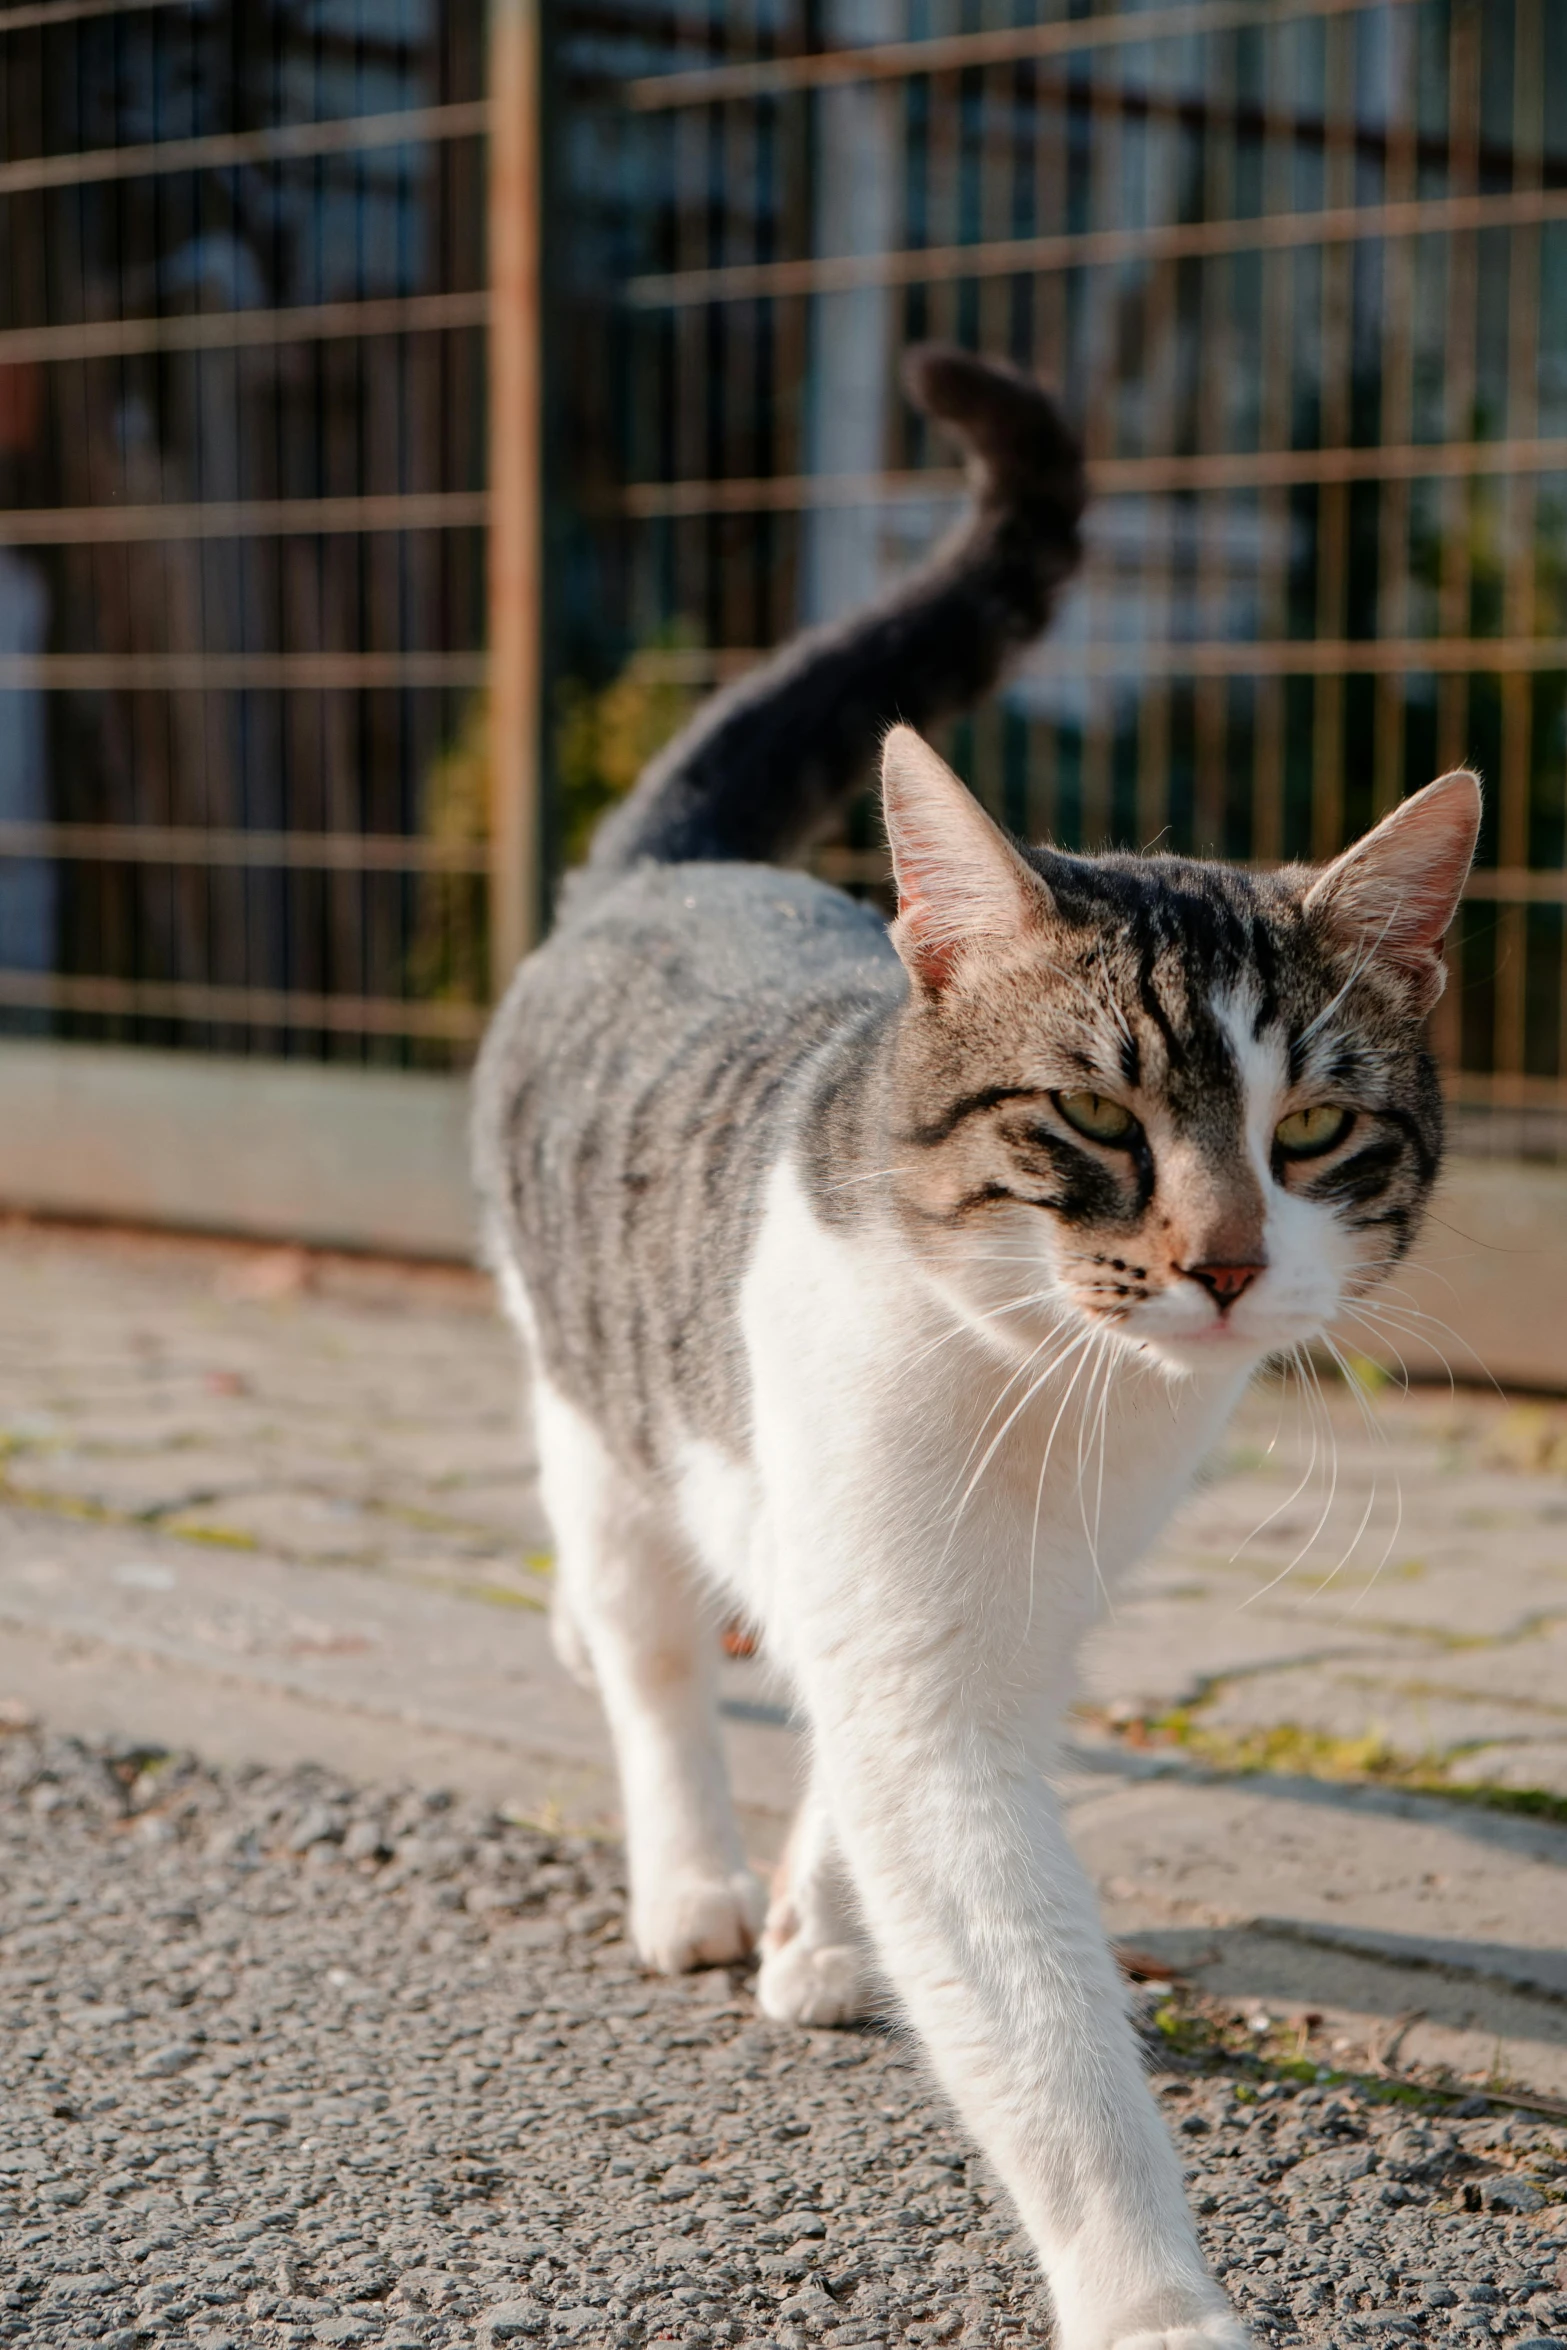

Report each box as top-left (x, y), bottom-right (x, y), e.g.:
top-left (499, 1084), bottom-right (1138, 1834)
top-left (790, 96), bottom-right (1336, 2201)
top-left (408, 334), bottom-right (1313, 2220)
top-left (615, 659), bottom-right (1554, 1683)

top-left (1, 1220), bottom-right (1564, 2104)
top-left (1076, 1767), bottom-right (1567, 2095)
top-left (0, 1508), bottom-right (798, 1832)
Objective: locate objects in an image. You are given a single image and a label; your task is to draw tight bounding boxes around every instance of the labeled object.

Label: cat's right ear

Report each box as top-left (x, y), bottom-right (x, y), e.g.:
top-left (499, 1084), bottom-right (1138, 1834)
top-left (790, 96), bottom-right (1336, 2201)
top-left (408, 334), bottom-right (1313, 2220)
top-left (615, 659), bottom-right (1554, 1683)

top-left (881, 725), bottom-right (1052, 992)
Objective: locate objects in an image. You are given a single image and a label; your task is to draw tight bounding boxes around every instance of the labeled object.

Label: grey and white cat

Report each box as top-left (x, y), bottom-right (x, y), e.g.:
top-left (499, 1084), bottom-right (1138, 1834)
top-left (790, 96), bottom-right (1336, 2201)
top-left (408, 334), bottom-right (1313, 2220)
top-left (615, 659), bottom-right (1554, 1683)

top-left (473, 349), bottom-right (1478, 2350)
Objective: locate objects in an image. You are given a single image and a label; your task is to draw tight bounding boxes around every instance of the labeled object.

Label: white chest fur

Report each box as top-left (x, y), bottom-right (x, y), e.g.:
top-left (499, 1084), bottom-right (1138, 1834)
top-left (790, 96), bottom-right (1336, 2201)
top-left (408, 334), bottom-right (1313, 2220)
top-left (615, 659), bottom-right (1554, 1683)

top-left (729, 1157), bottom-right (1249, 1683)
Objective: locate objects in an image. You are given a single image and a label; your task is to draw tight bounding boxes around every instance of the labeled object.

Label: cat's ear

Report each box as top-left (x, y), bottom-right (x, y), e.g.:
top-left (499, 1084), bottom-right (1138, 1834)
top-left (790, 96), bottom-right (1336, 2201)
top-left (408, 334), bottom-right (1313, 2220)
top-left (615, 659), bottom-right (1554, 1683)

top-left (881, 725), bottom-right (1052, 991)
top-left (1304, 769), bottom-right (1481, 1010)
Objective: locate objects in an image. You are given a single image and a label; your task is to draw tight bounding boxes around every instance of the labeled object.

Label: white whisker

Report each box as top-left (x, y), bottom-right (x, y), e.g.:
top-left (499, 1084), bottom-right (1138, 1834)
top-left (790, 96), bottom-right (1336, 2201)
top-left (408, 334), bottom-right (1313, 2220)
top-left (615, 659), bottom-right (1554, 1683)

top-left (1348, 1452), bottom-right (1405, 1616)
top-left (1025, 1330), bottom-right (1103, 1636)
top-left (1232, 1345), bottom-right (1320, 1574)
top-left (937, 1326), bottom-right (1094, 1563)
top-left (1291, 1351), bottom-right (1348, 1595)
top-left (1349, 1292), bottom-right (1507, 1400)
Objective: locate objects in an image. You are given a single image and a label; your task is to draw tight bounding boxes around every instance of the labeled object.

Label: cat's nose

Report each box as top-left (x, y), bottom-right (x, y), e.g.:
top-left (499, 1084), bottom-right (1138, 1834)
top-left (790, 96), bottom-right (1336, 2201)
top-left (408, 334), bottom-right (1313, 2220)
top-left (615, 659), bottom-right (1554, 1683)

top-left (1184, 1260), bottom-right (1265, 1311)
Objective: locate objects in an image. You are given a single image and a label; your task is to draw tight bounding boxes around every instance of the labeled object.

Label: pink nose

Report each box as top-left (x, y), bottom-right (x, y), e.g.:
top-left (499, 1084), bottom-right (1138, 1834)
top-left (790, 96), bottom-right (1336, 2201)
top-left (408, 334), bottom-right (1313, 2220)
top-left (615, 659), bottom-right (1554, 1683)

top-left (1186, 1261), bottom-right (1265, 1310)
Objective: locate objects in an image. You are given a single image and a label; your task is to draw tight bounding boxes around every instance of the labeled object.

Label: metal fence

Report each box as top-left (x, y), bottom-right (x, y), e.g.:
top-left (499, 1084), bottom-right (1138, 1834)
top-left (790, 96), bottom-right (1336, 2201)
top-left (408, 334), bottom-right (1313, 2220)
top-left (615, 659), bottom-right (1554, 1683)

top-left (0, 0), bottom-right (503, 1063)
top-left (554, 0), bottom-right (1567, 1141)
top-left (4, 0), bottom-right (1567, 1140)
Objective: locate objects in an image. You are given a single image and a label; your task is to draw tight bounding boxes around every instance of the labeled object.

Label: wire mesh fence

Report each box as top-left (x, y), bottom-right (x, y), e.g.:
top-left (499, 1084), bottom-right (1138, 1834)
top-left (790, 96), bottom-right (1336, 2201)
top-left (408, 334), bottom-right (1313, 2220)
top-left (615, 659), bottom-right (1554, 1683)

top-left (0, 0), bottom-right (491, 1060)
top-left (554, 0), bottom-right (1567, 1144)
top-left (3, 0), bottom-right (1567, 1143)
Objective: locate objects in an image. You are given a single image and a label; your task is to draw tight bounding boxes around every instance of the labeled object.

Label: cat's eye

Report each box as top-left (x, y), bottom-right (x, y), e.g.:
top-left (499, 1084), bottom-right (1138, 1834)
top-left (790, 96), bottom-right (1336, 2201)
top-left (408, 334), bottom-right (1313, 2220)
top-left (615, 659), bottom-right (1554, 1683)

top-left (1055, 1090), bottom-right (1139, 1147)
top-left (1274, 1103), bottom-right (1353, 1158)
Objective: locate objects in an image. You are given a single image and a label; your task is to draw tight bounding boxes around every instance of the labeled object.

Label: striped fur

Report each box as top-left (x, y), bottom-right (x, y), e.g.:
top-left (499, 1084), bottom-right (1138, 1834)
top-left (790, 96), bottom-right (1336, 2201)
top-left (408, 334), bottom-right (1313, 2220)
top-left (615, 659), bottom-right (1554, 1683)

top-left (471, 346), bottom-right (1478, 2350)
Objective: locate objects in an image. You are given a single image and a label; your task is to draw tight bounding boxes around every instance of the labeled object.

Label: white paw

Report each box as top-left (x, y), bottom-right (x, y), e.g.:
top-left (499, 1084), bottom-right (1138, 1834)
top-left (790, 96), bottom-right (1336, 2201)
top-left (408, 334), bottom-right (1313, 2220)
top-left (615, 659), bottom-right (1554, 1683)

top-left (756, 1933), bottom-right (871, 2028)
top-left (632, 1868), bottom-right (766, 1974)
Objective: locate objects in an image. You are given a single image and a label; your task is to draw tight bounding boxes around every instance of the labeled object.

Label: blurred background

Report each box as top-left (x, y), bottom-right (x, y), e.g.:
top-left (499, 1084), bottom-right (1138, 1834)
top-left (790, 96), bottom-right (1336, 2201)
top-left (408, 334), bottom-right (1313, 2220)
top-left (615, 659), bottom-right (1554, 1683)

top-left (3, 5), bottom-right (1565, 2135)
top-left (2, 0), bottom-right (1566, 1369)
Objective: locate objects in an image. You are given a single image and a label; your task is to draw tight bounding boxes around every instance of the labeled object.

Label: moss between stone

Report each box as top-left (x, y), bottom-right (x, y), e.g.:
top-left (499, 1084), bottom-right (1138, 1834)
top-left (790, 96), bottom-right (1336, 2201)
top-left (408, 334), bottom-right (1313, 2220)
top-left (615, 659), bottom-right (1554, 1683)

top-left (1148, 1985), bottom-right (1567, 2129)
top-left (1097, 1706), bottom-right (1567, 1827)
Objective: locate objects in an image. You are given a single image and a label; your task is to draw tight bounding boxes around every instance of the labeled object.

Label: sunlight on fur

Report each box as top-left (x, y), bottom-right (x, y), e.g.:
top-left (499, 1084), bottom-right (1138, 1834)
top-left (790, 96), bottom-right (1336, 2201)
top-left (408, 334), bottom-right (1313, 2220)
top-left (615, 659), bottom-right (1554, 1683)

top-left (473, 347), bottom-right (1479, 2350)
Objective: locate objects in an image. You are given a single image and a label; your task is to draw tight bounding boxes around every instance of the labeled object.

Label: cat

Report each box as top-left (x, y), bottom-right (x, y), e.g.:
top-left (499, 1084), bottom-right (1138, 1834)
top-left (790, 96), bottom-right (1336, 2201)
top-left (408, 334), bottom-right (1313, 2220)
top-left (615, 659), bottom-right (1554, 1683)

top-left (472, 345), bottom-right (1478, 2350)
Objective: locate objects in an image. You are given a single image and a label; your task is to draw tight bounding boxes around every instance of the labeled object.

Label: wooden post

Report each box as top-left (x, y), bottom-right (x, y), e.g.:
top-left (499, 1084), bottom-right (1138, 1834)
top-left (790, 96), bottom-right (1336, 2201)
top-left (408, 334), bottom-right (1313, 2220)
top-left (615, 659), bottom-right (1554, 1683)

top-left (487, 0), bottom-right (543, 996)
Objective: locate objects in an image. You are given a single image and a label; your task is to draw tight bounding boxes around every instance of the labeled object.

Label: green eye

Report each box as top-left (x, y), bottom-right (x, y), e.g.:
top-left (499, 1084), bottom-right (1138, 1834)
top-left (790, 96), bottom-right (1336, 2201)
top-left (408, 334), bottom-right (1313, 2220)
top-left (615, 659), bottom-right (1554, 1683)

top-left (1055, 1090), bottom-right (1139, 1147)
top-left (1274, 1104), bottom-right (1353, 1158)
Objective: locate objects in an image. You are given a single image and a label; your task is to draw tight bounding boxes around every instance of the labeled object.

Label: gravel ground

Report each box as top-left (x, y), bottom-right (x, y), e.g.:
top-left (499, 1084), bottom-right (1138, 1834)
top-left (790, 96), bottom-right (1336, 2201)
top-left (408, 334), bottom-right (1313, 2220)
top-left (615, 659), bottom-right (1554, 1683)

top-left (3, 1730), bottom-right (1565, 2350)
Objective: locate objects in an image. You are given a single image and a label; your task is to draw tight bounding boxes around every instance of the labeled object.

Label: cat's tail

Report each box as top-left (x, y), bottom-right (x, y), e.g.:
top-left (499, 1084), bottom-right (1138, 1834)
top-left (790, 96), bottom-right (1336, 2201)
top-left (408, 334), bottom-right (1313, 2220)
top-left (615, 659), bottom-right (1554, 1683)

top-left (582, 345), bottom-right (1085, 882)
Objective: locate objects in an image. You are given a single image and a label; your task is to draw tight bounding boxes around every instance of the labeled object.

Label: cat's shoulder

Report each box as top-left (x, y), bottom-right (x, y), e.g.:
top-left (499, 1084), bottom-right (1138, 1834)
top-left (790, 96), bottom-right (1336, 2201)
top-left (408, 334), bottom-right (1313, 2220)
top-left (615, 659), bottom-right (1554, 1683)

top-left (517, 861), bottom-right (899, 1012)
top-left (572, 859), bottom-right (891, 958)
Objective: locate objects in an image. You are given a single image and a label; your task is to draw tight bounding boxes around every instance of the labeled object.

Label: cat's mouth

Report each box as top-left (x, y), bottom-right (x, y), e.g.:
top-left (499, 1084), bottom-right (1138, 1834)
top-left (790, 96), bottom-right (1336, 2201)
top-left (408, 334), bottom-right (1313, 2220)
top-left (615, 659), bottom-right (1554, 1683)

top-left (1139, 1316), bottom-right (1337, 1385)
top-left (1094, 1280), bottom-right (1334, 1369)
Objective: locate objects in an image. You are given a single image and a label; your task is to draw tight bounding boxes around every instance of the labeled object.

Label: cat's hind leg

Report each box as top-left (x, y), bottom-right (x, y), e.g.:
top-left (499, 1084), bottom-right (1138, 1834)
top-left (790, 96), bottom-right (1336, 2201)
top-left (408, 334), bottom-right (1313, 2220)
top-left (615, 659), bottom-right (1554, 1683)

top-left (532, 1376), bottom-right (765, 1972)
top-left (757, 1768), bottom-right (875, 2028)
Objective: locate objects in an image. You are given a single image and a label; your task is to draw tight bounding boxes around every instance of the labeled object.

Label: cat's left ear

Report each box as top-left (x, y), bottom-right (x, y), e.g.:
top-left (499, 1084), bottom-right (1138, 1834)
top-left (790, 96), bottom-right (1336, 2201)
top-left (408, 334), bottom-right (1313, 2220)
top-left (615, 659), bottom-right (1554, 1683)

top-left (1304, 769), bottom-right (1481, 1010)
top-left (881, 725), bottom-right (1053, 991)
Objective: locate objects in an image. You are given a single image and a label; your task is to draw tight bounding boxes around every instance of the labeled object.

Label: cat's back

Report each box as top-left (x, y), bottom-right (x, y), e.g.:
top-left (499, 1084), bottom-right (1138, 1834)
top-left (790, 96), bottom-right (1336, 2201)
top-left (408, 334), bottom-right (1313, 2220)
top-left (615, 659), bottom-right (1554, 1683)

top-left (472, 863), bottom-right (900, 1463)
top-left (478, 861), bottom-right (897, 1100)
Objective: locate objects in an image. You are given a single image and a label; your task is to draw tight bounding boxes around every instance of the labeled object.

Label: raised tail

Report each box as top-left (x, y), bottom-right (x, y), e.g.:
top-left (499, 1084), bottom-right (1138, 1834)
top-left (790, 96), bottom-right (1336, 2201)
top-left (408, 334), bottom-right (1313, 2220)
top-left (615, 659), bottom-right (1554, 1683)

top-left (583, 345), bottom-right (1085, 882)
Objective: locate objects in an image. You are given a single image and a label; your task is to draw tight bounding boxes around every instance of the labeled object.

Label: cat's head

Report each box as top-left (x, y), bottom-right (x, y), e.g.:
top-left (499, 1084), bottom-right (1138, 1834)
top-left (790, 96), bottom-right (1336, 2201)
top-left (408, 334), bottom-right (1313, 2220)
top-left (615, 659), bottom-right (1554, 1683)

top-left (878, 726), bottom-right (1479, 1375)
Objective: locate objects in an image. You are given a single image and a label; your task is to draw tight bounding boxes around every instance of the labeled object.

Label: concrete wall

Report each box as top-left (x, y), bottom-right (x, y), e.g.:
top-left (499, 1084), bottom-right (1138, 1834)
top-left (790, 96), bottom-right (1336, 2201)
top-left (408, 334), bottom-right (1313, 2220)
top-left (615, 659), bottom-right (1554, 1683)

top-left (0, 1040), bottom-right (476, 1261)
top-left (1363, 1154), bottom-right (1567, 1394)
top-left (1, 1040), bottom-right (1564, 1388)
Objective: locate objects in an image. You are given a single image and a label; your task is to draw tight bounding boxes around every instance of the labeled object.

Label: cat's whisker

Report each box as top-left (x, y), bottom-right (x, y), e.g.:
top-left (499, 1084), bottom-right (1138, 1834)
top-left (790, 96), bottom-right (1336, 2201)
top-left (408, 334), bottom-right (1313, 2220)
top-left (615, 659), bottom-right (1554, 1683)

top-left (1347, 1453), bottom-right (1405, 1616)
top-left (1025, 1329), bottom-right (1104, 1636)
top-left (1318, 1334), bottom-right (1391, 1436)
top-left (1292, 954), bottom-right (1371, 1059)
top-left (1339, 1294), bottom-right (1478, 1402)
top-left (1377, 1245), bottom-right (1464, 1302)
top-left (815, 1167), bottom-right (910, 1193)
top-left (943, 1320), bottom-right (1077, 1490)
top-left (1333, 1310), bottom-right (1419, 1400)
top-left (1290, 1350), bottom-right (1347, 1594)
top-left (1087, 1344), bottom-right (1117, 1605)
top-left (1235, 1348), bottom-right (1331, 1607)
top-left (1067, 1336), bottom-right (1120, 1614)
top-left (1319, 1472), bottom-right (1380, 1607)
top-left (941, 1326), bottom-right (1095, 1550)
top-left (889, 1287), bottom-right (1066, 1385)
top-left (1340, 1325), bottom-right (1445, 1420)
top-left (1097, 956), bottom-right (1136, 1054)
top-left (1294, 895), bottom-right (1406, 1061)
top-left (1350, 1292), bottom-right (1507, 1401)
top-left (1231, 1346), bottom-right (1322, 1576)
top-left (948, 1330), bottom-right (1099, 1569)
top-left (1260, 1370), bottom-right (1288, 1460)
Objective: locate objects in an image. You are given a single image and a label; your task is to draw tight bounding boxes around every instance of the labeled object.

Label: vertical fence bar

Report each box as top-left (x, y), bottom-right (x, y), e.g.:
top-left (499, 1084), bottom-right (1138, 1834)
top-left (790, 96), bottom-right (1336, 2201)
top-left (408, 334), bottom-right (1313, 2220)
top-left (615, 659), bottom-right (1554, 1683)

top-left (488, 0), bottom-right (543, 995)
top-left (1134, 28), bottom-right (1178, 853)
top-left (1429, 0), bottom-right (1483, 1082)
top-left (1310, 8), bottom-right (1354, 859)
top-left (1495, 0), bottom-right (1542, 1096)
top-left (1193, 27), bottom-right (1234, 854)
top-left (1028, 55), bottom-right (1069, 845)
top-left (1437, 0), bottom-right (1480, 777)
top-left (1374, 0), bottom-right (1417, 821)
top-left (1080, 41), bottom-right (1123, 848)
top-left (1251, 14), bottom-right (1294, 863)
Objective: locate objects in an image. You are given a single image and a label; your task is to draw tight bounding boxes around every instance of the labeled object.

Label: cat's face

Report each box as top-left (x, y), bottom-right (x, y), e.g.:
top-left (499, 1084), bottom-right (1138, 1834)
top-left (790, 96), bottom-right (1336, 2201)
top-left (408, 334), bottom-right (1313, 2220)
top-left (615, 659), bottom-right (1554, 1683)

top-left (879, 728), bottom-right (1479, 1376)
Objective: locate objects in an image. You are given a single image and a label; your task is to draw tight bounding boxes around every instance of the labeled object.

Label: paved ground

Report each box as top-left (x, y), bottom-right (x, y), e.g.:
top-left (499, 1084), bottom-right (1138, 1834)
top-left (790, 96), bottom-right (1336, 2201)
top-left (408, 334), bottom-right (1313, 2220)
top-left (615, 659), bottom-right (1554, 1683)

top-left (1, 1219), bottom-right (1566, 2349)
top-left (3, 1728), bottom-right (1565, 2350)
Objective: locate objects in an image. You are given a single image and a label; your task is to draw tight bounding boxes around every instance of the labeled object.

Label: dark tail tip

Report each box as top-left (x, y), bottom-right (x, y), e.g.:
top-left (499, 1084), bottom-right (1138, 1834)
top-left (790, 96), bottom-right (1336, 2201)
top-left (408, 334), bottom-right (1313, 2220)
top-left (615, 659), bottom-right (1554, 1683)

top-left (900, 343), bottom-right (1086, 519)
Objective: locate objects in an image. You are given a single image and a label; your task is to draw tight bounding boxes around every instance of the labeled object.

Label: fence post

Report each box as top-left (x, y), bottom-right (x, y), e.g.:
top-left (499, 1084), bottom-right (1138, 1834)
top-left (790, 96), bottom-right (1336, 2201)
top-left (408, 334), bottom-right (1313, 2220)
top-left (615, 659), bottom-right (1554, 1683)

top-left (487, 0), bottom-right (543, 996)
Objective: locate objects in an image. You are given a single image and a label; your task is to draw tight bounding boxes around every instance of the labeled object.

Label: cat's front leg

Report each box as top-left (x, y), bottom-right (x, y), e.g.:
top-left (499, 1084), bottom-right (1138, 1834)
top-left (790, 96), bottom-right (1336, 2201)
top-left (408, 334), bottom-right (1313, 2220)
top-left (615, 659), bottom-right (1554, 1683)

top-left (781, 1631), bottom-right (1243, 2350)
top-left (757, 1761), bottom-right (876, 2027)
top-left (532, 1379), bottom-right (764, 1972)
